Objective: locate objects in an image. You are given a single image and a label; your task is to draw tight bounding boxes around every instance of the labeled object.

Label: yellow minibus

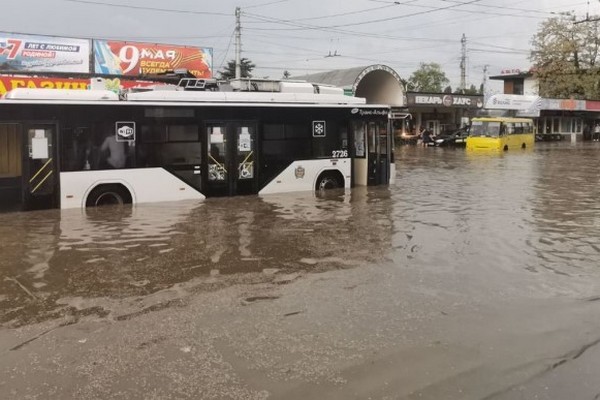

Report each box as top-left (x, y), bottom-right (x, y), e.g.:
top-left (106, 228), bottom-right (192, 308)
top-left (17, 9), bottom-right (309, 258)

top-left (466, 117), bottom-right (535, 151)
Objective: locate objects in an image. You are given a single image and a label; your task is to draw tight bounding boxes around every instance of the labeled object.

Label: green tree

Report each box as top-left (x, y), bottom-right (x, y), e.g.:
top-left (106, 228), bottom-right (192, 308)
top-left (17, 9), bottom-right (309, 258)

top-left (218, 58), bottom-right (256, 80)
top-left (407, 62), bottom-right (450, 92)
top-left (460, 84), bottom-right (479, 95)
top-left (530, 13), bottom-right (600, 99)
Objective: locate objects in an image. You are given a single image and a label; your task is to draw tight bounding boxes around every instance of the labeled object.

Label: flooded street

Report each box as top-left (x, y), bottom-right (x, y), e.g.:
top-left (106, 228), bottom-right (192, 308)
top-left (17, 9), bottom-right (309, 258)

top-left (3, 142), bottom-right (600, 399)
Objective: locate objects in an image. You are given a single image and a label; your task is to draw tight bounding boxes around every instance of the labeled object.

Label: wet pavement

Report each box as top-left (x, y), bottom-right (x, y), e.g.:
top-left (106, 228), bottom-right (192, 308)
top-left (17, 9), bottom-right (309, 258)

top-left (2, 142), bottom-right (600, 399)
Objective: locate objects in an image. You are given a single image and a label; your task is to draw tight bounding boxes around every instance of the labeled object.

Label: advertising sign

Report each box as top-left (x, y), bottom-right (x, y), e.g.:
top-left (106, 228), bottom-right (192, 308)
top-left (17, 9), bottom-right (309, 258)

top-left (542, 98), bottom-right (586, 111)
top-left (94, 40), bottom-right (212, 78)
top-left (485, 94), bottom-right (541, 110)
top-left (0, 76), bottom-right (162, 96)
top-left (0, 33), bottom-right (90, 74)
top-left (585, 100), bottom-right (600, 111)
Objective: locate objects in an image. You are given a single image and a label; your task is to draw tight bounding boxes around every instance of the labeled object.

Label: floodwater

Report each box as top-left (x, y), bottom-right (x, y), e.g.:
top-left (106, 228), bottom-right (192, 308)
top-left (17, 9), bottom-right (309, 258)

top-left (2, 142), bottom-right (600, 399)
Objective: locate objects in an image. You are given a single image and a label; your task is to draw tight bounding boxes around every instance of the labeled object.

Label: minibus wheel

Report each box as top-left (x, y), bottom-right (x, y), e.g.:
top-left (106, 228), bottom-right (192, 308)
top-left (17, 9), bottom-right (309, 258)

top-left (86, 184), bottom-right (132, 207)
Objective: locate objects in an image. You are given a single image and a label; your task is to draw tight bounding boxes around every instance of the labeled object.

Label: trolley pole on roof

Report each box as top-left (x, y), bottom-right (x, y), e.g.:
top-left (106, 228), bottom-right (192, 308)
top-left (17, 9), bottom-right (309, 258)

top-left (235, 6), bottom-right (242, 79)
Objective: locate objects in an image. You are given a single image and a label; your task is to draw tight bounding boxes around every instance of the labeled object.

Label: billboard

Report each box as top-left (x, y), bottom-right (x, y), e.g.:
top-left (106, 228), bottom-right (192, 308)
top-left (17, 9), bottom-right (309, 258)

top-left (0, 76), bottom-right (161, 96)
top-left (0, 33), bottom-right (90, 74)
top-left (485, 94), bottom-right (541, 110)
top-left (94, 40), bottom-right (212, 78)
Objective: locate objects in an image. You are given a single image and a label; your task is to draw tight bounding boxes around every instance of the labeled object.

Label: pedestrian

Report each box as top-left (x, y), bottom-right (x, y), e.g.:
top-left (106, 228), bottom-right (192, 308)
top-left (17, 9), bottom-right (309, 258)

top-left (594, 123), bottom-right (600, 141)
top-left (583, 124), bottom-right (591, 141)
top-left (421, 126), bottom-right (433, 146)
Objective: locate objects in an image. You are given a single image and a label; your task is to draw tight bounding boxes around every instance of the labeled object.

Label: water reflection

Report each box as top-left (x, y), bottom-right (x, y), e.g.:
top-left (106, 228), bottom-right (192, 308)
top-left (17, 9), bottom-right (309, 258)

top-left (395, 144), bottom-right (600, 284)
top-left (3, 142), bottom-right (600, 328)
top-left (529, 145), bottom-right (600, 275)
top-left (0, 188), bottom-right (394, 327)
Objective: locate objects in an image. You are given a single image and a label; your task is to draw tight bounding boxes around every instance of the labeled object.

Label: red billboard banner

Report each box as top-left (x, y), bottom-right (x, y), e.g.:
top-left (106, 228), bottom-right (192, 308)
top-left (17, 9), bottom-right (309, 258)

top-left (0, 76), bottom-right (161, 96)
top-left (94, 40), bottom-right (212, 78)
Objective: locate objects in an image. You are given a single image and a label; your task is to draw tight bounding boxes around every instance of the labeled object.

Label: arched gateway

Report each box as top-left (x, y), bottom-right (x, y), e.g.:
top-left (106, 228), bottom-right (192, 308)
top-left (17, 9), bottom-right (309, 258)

top-left (293, 64), bottom-right (405, 106)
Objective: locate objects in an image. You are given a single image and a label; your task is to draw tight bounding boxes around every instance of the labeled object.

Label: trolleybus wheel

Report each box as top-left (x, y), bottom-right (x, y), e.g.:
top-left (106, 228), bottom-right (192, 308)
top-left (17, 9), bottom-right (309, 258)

top-left (521, 143), bottom-right (526, 149)
top-left (86, 184), bottom-right (132, 207)
top-left (316, 172), bottom-right (343, 192)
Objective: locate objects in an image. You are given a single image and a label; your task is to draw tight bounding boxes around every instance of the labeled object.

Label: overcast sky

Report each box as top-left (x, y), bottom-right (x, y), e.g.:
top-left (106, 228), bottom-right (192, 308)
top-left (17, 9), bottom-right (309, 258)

top-left (3, 0), bottom-right (595, 93)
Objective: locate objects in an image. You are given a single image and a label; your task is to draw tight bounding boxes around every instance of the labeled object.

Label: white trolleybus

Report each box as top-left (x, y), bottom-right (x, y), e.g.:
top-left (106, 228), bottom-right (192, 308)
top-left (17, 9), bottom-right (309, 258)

top-left (0, 78), bottom-right (394, 212)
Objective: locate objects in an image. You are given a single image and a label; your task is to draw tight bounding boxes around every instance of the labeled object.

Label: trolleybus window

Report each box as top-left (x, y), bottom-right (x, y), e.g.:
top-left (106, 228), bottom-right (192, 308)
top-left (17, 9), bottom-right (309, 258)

top-left (237, 125), bottom-right (254, 180)
top-left (140, 124), bottom-right (201, 167)
top-left (208, 125), bottom-right (227, 181)
top-left (352, 121), bottom-right (366, 158)
top-left (312, 120), bottom-right (349, 159)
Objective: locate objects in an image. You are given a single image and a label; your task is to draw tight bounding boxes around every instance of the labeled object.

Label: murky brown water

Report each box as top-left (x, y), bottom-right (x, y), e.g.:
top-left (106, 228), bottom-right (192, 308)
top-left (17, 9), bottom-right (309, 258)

top-left (2, 142), bottom-right (600, 399)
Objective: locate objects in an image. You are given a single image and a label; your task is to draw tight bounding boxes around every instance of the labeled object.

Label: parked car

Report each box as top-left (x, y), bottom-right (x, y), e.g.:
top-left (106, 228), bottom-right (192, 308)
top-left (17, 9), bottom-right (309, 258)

top-left (434, 127), bottom-right (469, 147)
top-left (535, 133), bottom-right (563, 142)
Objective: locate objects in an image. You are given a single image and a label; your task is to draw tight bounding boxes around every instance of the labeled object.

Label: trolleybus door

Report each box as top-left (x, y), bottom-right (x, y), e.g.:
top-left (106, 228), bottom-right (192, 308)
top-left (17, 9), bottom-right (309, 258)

top-left (0, 123), bottom-right (23, 212)
top-left (205, 122), bottom-right (256, 197)
top-left (367, 121), bottom-right (389, 185)
top-left (23, 124), bottom-right (58, 210)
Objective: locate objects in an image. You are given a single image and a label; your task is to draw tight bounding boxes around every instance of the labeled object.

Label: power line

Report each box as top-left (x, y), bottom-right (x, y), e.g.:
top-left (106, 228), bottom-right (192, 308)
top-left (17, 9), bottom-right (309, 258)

top-left (242, 0), bottom-right (484, 31)
top-left (364, 0), bottom-right (551, 22)
top-left (243, 4), bottom-right (398, 23)
top-left (469, 48), bottom-right (530, 55)
top-left (62, 0), bottom-right (231, 16)
top-left (440, 0), bottom-right (559, 16)
top-left (217, 27), bottom-right (236, 71)
top-left (242, 0), bottom-right (293, 10)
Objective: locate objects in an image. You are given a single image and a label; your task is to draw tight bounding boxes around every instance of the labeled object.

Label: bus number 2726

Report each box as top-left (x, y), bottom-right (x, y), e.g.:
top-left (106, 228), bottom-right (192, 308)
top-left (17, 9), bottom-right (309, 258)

top-left (332, 150), bottom-right (348, 158)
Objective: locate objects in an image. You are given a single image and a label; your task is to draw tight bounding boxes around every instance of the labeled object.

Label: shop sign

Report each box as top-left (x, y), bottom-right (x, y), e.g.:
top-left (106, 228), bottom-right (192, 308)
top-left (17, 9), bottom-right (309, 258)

top-left (585, 100), bottom-right (600, 111)
top-left (0, 75), bottom-right (162, 95)
top-left (0, 76), bottom-right (88, 95)
top-left (0, 33), bottom-right (90, 74)
top-left (407, 93), bottom-right (483, 108)
top-left (94, 40), bottom-right (212, 78)
top-left (542, 98), bottom-right (585, 111)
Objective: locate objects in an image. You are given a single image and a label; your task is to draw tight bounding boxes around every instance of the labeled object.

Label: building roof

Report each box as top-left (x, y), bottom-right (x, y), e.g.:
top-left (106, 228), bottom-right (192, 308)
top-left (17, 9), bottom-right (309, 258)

top-left (489, 71), bottom-right (534, 81)
top-left (291, 66), bottom-right (371, 89)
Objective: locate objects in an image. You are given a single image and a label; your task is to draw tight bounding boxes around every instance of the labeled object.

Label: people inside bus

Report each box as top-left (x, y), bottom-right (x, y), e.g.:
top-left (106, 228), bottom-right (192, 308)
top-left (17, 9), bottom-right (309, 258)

top-left (499, 125), bottom-right (507, 136)
top-left (100, 132), bottom-right (126, 169)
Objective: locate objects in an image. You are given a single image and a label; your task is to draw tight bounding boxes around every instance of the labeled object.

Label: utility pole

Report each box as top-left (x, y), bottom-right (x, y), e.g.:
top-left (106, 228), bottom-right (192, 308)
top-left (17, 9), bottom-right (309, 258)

top-left (482, 64), bottom-right (489, 101)
top-left (235, 6), bottom-right (241, 79)
top-left (460, 33), bottom-right (467, 92)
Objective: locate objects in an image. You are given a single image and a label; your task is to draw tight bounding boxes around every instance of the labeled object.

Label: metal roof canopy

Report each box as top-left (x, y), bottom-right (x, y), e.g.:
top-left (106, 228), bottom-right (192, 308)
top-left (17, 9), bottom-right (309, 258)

top-left (292, 64), bottom-right (405, 106)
